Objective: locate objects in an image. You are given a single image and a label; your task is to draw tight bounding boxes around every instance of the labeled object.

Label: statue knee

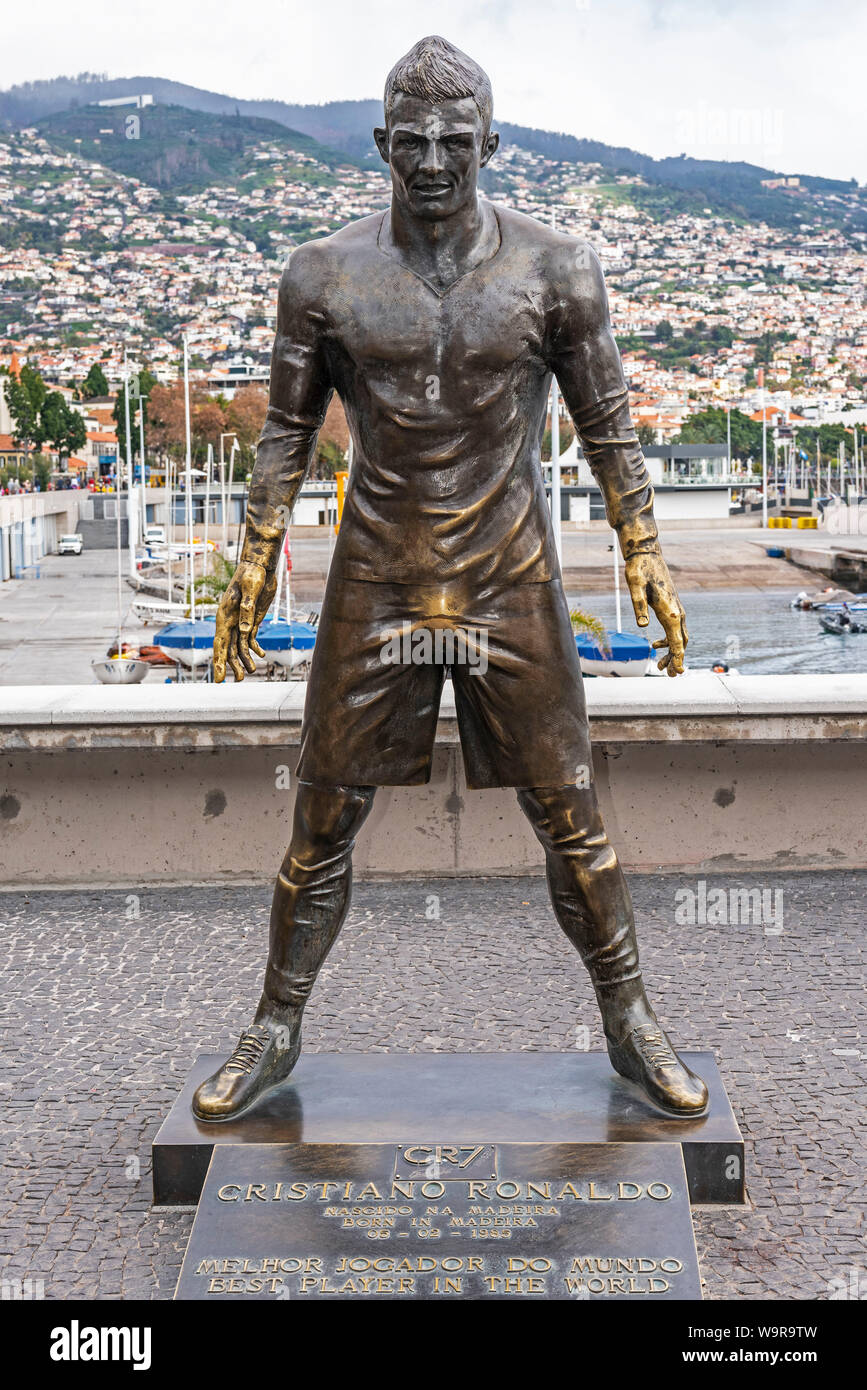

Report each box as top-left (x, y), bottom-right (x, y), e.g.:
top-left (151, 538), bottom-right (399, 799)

top-left (517, 783), bottom-right (608, 856)
top-left (279, 782), bottom-right (376, 881)
top-left (294, 781), bottom-right (376, 844)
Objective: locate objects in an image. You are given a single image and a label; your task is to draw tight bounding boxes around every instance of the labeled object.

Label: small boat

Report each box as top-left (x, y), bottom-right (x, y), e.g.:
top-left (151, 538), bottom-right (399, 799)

top-left (154, 618), bottom-right (218, 669)
top-left (575, 630), bottom-right (653, 678)
top-left (132, 597), bottom-right (188, 626)
top-left (257, 619), bottom-right (317, 675)
top-left (132, 596), bottom-right (217, 625)
top-left (154, 617), bottom-right (318, 673)
top-left (92, 656), bottom-right (150, 684)
top-left (108, 641), bottom-right (175, 667)
top-left (819, 608), bottom-right (867, 636)
top-left (791, 587), bottom-right (866, 611)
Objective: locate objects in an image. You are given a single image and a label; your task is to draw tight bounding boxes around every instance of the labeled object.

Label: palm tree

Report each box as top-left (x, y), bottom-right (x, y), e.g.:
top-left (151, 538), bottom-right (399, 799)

top-left (570, 606), bottom-right (610, 655)
top-left (186, 552), bottom-right (234, 612)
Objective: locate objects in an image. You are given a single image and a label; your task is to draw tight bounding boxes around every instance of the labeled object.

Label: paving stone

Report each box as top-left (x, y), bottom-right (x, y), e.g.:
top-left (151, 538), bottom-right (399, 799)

top-left (0, 873), bottom-right (864, 1300)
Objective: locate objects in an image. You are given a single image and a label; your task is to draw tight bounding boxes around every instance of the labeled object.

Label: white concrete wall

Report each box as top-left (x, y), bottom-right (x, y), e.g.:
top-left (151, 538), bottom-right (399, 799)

top-left (0, 675), bottom-right (864, 887)
top-left (652, 488), bottom-right (731, 521)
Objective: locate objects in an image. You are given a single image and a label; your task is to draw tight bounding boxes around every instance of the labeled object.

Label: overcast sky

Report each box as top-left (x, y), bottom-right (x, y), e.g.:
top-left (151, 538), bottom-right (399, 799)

top-left (4, 0), bottom-right (865, 182)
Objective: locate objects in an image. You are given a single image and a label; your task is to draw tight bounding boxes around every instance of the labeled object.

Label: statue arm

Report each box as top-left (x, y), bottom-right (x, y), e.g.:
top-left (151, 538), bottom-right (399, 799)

top-left (546, 246), bottom-right (657, 560)
top-left (213, 249), bottom-right (332, 682)
top-left (241, 252), bottom-right (333, 572)
top-left (546, 245), bottom-right (688, 676)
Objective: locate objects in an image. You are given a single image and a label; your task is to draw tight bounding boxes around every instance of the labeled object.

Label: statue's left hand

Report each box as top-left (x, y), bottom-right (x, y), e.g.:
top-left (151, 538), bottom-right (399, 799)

top-left (213, 560), bottom-right (278, 682)
top-left (624, 548), bottom-right (688, 677)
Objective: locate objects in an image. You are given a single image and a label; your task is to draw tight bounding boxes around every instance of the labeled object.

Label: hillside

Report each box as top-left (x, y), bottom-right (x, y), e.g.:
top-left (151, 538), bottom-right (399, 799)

top-left (35, 103), bottom-right (359, 193)
top-left (2, 73), bottom-right (865, 235)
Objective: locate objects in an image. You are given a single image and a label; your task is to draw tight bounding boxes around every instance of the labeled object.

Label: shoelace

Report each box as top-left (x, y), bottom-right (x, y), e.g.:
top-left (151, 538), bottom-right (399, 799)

top-left (632, 1027), bottom-right (678, 1070)
top-left (224, 1029), bottom-right (268, 1075)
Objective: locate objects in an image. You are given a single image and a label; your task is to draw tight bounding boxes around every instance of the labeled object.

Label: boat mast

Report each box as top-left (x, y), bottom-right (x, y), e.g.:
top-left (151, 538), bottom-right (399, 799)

top-left (115, 357), bottom-right (124, 659)
top-left (138, 383), bottom-right (146, 543)
top-left (124, 354), bottom-right (136, 578)
top-left (166, 454), bottom-right (173, 609)
top-left (204, 442), bottom-right (212, 562)
top-left (182, 335), bottom-right (195, 623)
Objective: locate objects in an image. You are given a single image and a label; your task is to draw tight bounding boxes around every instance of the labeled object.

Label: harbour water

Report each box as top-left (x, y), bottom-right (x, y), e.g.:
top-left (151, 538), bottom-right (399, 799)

top-left (568, 588), bottom-right (867, 676)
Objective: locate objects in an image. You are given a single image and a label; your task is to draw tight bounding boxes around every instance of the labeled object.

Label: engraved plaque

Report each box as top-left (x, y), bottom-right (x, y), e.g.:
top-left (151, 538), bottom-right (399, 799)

top-left (175, 1141), bottom-right (702, 1300)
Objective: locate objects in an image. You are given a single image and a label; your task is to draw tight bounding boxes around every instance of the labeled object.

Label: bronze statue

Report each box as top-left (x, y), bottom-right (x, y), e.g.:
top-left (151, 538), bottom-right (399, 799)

top-left (194, 36), bottom-right (708, 1123)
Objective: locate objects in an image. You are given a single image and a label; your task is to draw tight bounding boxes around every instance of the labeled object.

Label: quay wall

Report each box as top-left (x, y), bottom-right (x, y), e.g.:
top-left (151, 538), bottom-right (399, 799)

top-left (0, 674), bottom-right (865, 886)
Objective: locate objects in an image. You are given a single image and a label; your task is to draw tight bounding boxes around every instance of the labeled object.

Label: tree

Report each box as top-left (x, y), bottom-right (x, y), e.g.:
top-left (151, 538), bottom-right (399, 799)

top-left (29, 453), bottom-right (52, 490)
top-left (6, 363), bottom-right (47, 468)
top-left (146, 381), bottom-right (188, 463)
top-left (41, 392), bottom-right (87, 470)
top-left (226, 386), bottom-right (268, 471)
top-left (81, 363), bottom-right (109, 398)
top-left (193, 396), bottom-right (227, 459)
top-left (675, 407), bottom-right (762, 462)
top-left (40, 391), bottom-right (87, 472)
top-left (147, 380), bottom-right (226, 466)
top-left (541, 418), bottom-right (576, 462)
top-left (314, 437), bottom-right (345, 480)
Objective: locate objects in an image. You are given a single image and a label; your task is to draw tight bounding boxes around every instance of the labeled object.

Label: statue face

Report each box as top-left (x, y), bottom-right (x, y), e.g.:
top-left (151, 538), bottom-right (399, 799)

top-left (374, 92), bottom-right (498, 221)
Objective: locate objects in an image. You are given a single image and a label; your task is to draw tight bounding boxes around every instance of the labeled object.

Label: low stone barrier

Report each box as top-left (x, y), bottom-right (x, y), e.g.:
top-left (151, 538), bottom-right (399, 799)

top-left (0, 674), bottom-right (864, 886)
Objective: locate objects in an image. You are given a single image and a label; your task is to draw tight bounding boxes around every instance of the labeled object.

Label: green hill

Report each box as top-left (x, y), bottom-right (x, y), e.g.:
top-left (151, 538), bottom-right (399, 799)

top-left (35, 103), bottom-right (360, 192)
top-left (6, 75), bottom-right (864, 234)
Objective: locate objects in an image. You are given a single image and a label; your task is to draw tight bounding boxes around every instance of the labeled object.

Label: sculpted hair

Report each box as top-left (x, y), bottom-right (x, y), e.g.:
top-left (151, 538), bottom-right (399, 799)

top-left (384, 35), bottom-right (494, 132)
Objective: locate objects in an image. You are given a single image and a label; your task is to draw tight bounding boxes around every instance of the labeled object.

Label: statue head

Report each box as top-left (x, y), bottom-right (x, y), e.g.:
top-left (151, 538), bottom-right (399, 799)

top-left (374, 35), bottom-right (499, 221)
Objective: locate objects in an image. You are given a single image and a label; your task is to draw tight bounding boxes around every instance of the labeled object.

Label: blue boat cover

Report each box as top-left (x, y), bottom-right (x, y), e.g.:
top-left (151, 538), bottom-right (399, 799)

top-left (574, 630), bottom-right (653, 661)
top-left (155, 618), bottom-right (317, 651)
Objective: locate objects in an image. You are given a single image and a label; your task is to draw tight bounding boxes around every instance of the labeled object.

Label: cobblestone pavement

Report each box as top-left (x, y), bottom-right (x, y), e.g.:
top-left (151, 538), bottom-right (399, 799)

top-left (0, 873), bottom-right (863, 1301)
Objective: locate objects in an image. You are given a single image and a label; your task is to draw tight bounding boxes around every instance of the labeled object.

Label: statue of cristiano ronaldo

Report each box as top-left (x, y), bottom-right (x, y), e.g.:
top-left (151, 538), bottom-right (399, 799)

top-left (194, 36), bottom-right (708, 1122)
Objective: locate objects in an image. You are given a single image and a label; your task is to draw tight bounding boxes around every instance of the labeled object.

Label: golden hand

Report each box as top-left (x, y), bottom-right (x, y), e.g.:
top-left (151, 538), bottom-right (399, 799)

top-left (624, 548), bottom-right (689, 677)
top-left (213, 561), bottom-right (278, 682)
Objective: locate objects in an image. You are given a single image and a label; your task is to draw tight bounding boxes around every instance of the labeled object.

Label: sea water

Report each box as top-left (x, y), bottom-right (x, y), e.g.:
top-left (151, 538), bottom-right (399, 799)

top-left (567, 588), bottom-right (867, 676)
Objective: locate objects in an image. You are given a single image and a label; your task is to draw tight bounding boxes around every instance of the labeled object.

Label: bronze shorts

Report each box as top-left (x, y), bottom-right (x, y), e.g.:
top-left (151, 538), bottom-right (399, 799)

top-left (296, 577), bottom-right (592, 790)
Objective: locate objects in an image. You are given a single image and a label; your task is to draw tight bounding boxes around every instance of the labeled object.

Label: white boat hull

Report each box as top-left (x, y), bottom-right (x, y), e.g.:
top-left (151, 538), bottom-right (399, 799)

top-left (159, 646), bottom-right (213, 669)
top-left (271, 647), bottom-right (313, 672)
top-left (133, 598), bottom-right (187, 626)
top-left (579, 656), bottom-right (652, 678)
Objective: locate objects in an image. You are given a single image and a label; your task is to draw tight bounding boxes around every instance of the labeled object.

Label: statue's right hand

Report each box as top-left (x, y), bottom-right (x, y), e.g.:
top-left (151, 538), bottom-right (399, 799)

top-left (213, 561), bottom-right (277, 682)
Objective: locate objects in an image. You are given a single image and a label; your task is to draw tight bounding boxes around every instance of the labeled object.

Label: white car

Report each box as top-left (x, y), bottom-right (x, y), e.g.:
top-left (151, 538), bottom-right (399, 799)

top-left (58, 533), bottom-right (84, 555)
top-left (144, 525), bottom-right (166, 545)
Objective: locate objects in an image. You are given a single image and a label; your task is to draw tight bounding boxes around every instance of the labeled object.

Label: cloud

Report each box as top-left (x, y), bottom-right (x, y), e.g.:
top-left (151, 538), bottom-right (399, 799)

top-left (2, 0), bottom-right (864, 181)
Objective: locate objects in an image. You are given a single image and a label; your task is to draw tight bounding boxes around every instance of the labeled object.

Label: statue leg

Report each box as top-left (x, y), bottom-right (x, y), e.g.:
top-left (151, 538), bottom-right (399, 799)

top-left (193, 781), bottom-right (375, 1121)
top-left (517, 784), bottom-right (708, 1116)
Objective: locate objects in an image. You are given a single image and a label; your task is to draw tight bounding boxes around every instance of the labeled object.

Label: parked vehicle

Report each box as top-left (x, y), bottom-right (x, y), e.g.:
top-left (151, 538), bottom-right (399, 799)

top-left (58, 533), bottom-right (84, 555)
top-left (143, 525), bottom-right (167, 546)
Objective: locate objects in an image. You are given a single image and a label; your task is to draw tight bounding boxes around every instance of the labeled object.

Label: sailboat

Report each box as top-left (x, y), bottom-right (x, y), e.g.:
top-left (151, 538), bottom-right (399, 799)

top-left (254, 530), bottom-right (317, 675)
top-left (573, 542), bottom-right (653, 678)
